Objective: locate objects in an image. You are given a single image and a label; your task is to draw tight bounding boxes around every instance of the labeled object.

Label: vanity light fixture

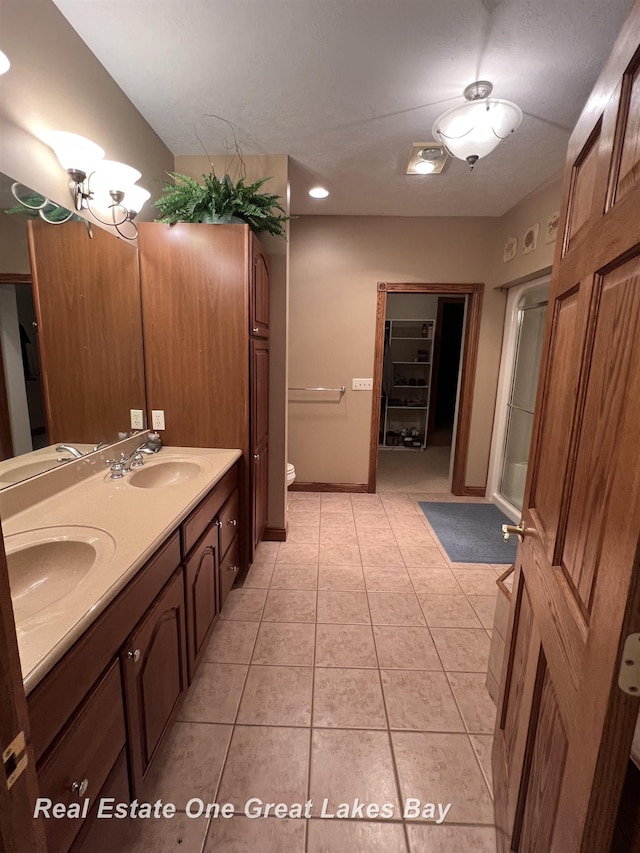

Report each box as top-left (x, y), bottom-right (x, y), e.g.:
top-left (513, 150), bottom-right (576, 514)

top-left (43, 131), bottom-right (149, 238)
top-left (433, 81), bottom-right (523, 169)
top-left (309, 186), bottom-right (329, 199)
top-left (0, 49), bottom-right (10, 75)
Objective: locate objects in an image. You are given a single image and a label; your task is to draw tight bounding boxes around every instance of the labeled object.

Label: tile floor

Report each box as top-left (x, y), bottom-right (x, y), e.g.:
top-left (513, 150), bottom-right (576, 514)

top-left (120, 491), bottom-right (507, 853)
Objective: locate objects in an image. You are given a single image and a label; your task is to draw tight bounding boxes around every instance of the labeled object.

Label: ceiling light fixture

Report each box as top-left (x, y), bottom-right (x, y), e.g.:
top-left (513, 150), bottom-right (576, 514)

top-left (406, 143), bottom-right (447, 175)
top-left (43, 131), bottom-right (149, 239)
top-left (432, 81), bottom-right (522, 170)
top-left (309, 186), bottom-right (329, 199)
top-left (0, 50), bottom-right (10, 75)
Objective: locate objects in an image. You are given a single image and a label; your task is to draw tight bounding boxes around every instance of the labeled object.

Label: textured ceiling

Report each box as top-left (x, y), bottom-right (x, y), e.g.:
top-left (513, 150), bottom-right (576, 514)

top-left (53, 0), bottom-right (634, 217)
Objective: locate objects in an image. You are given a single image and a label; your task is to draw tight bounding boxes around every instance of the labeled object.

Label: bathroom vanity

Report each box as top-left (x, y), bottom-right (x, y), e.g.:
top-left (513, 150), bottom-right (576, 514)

top-left (0, 440), bottom-right (242, 853)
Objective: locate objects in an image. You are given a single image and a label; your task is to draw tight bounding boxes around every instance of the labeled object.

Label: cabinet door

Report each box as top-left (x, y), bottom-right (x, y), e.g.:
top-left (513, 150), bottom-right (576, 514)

top-left (122, 570), bottom-right (187, 795)
top-left (184, 524), bottom-right (218, 682)
top-left (253, 440), bottom-right (268, 550)
top-left (70, 750), bottom-right (131, 853)
top-left (250, 338), bottom-right (269, 451)
top-left (219, 535), bottom-right (241, 612)
top-left (250, 238), bottom-right (269, 338)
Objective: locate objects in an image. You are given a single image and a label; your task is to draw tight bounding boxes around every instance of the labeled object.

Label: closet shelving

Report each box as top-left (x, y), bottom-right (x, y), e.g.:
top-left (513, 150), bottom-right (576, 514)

top-left (379, 318), bottom-right (435, 451)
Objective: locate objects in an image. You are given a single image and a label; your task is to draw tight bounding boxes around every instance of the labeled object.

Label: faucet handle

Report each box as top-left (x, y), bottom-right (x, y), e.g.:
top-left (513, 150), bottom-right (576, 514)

top-left (108, 462), bottom-right (125, 480)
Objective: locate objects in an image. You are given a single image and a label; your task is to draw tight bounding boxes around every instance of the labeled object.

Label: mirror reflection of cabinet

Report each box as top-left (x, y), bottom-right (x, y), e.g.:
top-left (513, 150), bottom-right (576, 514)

top-left (27, 220), bottom-right (146, 445)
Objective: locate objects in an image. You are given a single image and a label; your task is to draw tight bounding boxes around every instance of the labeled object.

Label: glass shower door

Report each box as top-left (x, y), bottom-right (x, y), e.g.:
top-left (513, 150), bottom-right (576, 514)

top-left (499, 291), bottom-right (548, 511)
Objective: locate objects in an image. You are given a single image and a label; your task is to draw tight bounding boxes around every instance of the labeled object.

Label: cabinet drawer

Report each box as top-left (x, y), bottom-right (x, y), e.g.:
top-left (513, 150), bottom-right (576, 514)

top-left (219, 488), bottom-right (240, 560)
top-left (37, 662), bottom-right (126, 853)
top-left (219, 536), bottom-right (241, 612)
top-left (182, 464), bottom-right (238, 556)
top-left (184, 523), bottom-right (218, 681)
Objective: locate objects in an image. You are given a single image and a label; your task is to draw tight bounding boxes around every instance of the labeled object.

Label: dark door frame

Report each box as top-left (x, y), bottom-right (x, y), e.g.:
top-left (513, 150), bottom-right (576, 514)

top-left (427, 295), bottom-right (466, 444)
top-left (0, 274), bottom-right (33, 461)
top-left (369, 281), bottom-right (484, 495)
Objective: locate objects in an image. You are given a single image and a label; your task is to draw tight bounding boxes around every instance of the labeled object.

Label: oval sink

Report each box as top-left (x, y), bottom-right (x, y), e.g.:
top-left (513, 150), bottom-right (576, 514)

top-left (128, 460), bottom-right (202, 489)
top-left (5, 526), bottom-right (115, 623)
top-left (0, 458), bottom-right (63, 486)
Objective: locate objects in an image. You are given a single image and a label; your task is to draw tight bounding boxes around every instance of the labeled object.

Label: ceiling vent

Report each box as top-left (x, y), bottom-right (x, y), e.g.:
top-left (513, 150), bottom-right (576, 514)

top-left (406, 142), bottom-right (448, 175)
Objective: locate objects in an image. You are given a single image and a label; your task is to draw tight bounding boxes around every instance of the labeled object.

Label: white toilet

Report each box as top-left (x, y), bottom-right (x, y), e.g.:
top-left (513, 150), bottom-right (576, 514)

top-left (287, 462), bottom-right (296, 488)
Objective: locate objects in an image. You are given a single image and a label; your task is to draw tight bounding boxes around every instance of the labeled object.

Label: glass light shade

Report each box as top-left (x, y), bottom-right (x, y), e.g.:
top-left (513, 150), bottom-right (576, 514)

top-left (433, 99), bottom-right (523, 164)
top-left (43, 131), bottom-right (105, 175)
top-left (0, 50), bottom-right (10, 75)
top-left (123, 185), bottom-right (151, 214)
top-left (90, 160), bottom-right (142, 192)
top-left (413, 160), bottom-right (436, 174)
top-left (309, 186), bottom-right (329, 198)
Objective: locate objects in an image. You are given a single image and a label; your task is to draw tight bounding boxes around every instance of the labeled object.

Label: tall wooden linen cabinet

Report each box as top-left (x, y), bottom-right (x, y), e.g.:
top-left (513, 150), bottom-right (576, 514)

top-left (137, 223), bottom-right (269, 571)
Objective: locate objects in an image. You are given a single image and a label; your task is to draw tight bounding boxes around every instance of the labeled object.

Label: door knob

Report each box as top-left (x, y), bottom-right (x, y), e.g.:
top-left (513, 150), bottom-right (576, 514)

top-left (253, 453), bottom-right (260, 461)
top-left (127, 649), bottom-right (141, 662)
top-left (228, 519), bottom-right (238, 526)
top-left (71, 778), bottom-right (89, 798)
top-left (502, 521), bottom-right (527, 543)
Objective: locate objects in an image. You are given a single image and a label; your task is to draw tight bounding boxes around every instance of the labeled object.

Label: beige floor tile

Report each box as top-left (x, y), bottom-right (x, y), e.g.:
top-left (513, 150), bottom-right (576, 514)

top-left (290, 492), bottom-right (322, 503)
top-left (406, 824), bottom-right (497, 852)
top-left (253, 541), bottom-right (280, 563)
top-left (252, 622), bottom-right (315, 665)
top-left (355, 515), bottom-right (391, 530)
top-left (220, 587), bottom-right (267, 621)
top-left (317, 590), bottom-right (371, 624)
top-left (321, 494), bottom-right (353, 509)
top-left (217, 725), bottom-right (310, 808)
top-left (309, 729), bottom-right (400, 816)
top-left (452, 568), bottom-right (500, 595)
top-left (118, 813), bottom-right (209, 853)
top-left (363, 565), bottom-right (414, 592)
top-left (307, 819), bottom-right (407, 852)
top-left (359, 544), bottom-right (404, 567)
top-left (315, 623), bottom-right (377, 667)
top-left (393, 527), bottom-right (437, 547)
top-left (448, 673), bottom-right (497, 734)
top-left (320, 511), bottom-right (356, 528)
top-left (313, 668), bottom-right (387, 728)
top-left (288, 507), bottom-right (322, 525)
top-left (393, 731), bottom-right (494, 824)
top-left (388, 514), bottom-right (432, 530)
top-left (373, 626), bottom-right (442, 670)
top-left (318, 564), bottom-right (366, 591)
top-left (431, 628), bottom-right (491, 672)
top-left (368, 592), bottom-right (426, 626)
top-left (276, 542), bottom-right (320, 564)
top-left (382, 670), bottom-right (464, 731)
top-left (351, 493), bottom-right (383, 505)
top-left (176, 663), bottom-right (247, 724)
top-left (400, 545), bottom-right (448, 567)
top-left (467, 594), bottom-right (499, 630)
top-left (357, 527), bottom-right (398, 546)
top-left (205, 817), bottom-right (306, 853)
top-left (286, 525), bottom-right (321, 544)
top-left (470, 734), bottom-right (494, 795)
top-left (262, 589), bottom-right (317, 622)
top-left (407, 567), bottom-right (463, 594)
top-left (320, 527), bottom-right (359, 545)
top-left (319, 542), bottom-right (363, 565)
top-left (243, 561), bottom-right (274, 588)
top-left (270, 563), bottom-right (319, 589)
top-left (417, 594), bottom-right (483, 629)
top-left (142, 722), bottom-right (232, 807)
top-left (203, 619), bottom-right (259, 664)
top-left (237, 665), bottom-right (313, 726)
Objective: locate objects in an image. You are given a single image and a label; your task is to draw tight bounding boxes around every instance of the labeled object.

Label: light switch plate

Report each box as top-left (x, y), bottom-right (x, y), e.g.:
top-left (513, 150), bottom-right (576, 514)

top-left (352, 378), bottom-right (373, 391)
top-left (130, 409), bottom-right (144, 430)
top-left (151, 410), bottom-right (166, 430)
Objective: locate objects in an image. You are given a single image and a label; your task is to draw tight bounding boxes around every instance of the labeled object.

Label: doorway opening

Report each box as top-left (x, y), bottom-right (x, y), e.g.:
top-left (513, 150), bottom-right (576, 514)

top-left (370, 282), bottom-right (483, 495)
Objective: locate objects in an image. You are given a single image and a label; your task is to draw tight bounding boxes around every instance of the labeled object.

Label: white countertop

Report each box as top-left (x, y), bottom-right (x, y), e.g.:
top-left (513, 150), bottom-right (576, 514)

top-left (0, 445), bottom-right (241, 694)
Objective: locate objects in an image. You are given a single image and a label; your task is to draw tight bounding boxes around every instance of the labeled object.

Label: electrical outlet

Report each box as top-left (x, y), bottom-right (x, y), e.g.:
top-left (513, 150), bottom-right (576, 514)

top-left (130, 409), bottom-right (144, 430)
top-left (352, 378), bottom-right (373, 391)
top-left (151, 410), bottom-right (166, 430)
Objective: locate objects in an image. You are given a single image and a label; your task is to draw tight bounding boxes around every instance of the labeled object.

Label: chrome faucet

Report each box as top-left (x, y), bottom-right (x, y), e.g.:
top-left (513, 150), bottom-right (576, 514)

top-left (56, 444), bottom-right (84, 459)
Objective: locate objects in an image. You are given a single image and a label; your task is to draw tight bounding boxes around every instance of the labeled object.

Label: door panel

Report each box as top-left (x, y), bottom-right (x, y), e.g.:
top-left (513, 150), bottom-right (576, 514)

top-left (251, 338), bottom-right (269, 451)
top-left (250, 238), bottom-right (269, 338)
top-left (494, 5), bottom-right (640, 852)
top-left (183, 525), bottom-right (218, 681)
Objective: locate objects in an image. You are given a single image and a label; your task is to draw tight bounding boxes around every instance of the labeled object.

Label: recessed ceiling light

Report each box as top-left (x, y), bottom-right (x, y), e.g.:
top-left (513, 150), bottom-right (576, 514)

top-left (406, 142), bottom-right (448, 175)
top-left (309, 186), bottom-right (329, 199)
top-left (413, 160), bottom-right (436, 174)
top-left (0, 50), bottom-right (10, 76)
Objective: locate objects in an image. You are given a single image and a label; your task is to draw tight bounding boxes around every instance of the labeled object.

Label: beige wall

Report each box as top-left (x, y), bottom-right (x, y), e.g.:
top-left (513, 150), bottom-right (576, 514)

top-left (288, 216), bottom-right (504, 488)
top-left (0, 0), bottom-right (174, 230)
top-left (492, 176), bottom-right (563, 288)
top-left (175, 155), bottom-right (290, 532)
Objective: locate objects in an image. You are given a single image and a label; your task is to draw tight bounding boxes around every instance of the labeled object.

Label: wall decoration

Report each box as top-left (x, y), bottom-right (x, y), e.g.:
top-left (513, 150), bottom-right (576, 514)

top-left (545, 210), bottom-right (560, 244)
top-left (503, 235), bottom-right (518, 263)
top-left (522, 223), bottom-right (539, 255)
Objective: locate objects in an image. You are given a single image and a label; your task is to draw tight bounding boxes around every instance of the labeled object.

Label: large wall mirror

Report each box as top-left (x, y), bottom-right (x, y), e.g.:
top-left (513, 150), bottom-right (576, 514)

top-left (0, 172), bottom-right (146, 488)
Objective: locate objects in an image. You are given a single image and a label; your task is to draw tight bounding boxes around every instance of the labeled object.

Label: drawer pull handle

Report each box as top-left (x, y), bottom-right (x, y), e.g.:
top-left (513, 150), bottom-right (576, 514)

top-left (227, 565), bottom-right (239, 573)
top-left (228, 519), bottom-right (238, 526)
top-left (253, 453), bottom-right (260, 461)
top-left (215, 519), bottom-right (222, 528)
top-left (252, 327), bottom-right (259, 333)
top-left (71, 778), bottom-right (89, 798)
top-left (127, 649), bottom-right (141, 663)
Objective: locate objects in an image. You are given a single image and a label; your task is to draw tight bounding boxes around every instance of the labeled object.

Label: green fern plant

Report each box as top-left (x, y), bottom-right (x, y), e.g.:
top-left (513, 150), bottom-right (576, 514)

top-left (154, 172), bottom-right (289, 237)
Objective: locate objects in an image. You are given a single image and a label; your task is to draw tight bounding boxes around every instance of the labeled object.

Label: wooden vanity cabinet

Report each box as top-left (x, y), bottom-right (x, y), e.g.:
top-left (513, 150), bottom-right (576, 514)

top-left (184, 524), bottom-right (218, 680)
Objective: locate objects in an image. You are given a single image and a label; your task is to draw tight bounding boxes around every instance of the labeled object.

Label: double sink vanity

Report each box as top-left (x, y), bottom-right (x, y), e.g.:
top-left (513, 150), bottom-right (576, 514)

top-left (0, 433), bottom-right (244, 853)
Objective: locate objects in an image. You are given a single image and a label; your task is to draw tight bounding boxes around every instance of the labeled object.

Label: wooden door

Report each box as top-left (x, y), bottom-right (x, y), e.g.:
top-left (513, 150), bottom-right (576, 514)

top-left (0, 526), bottom-right (46, 853)
top-left (183, 524), bottom-right (218, 682)
top-left (250, 337), bottom-right (269, 551)
top-left (494, 6), bottom-right (640, 852)
top-left (121, 570), bottom-right (187, 795)
top-left (250, 236), bottom-right (269, 338)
